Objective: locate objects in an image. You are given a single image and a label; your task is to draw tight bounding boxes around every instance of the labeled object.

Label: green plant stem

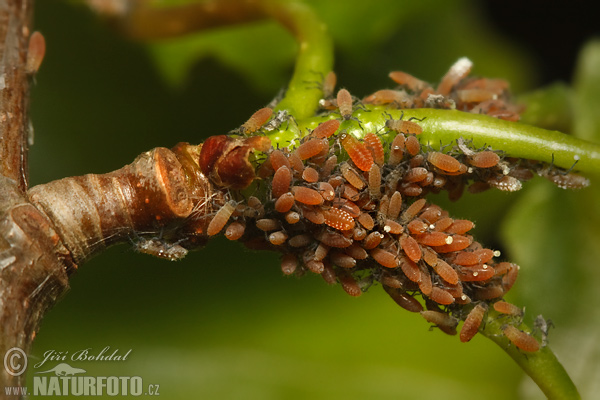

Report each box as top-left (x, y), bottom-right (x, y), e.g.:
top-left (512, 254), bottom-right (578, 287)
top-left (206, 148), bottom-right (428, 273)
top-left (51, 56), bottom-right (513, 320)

top-left (261, 0), bottom-right (334, 120)
top-left (480, 309), bottom-right (580, 400)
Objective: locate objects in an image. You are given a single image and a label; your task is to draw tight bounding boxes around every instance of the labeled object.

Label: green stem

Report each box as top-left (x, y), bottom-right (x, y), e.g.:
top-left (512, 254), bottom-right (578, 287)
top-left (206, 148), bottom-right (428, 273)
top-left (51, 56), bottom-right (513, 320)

top-left (261, 0), bottom-right (334, 120)
top-left (480, 309), bottom-right (580, 400)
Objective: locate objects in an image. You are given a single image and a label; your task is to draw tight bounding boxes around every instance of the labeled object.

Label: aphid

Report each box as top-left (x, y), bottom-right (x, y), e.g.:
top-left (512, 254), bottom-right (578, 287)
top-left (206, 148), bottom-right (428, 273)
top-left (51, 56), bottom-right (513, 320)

top-left (534, 315), bottom-right (553, 347)
top-left (305, 258), bottom-right (325, 274)
top-left (334, 199), bottom-right (360, 218)
top-left (406, 219), bottom-right (427, 235)
top-left (420, 310), bottom-right (458, 336)
top-left (416, 232), bottom-right (452, 246)
top-left (135, 237), bottom-right (188, 261)
top-left (434, 234), bottom-right (472, 253)
top-left (404, 167), bottom-right (429, 182)
top-left (330, 251), bottom-right (357, 268)
top-left (207, 201), bottom-right (236, 236)
top-left (388, 134), bottom-right (406, 165)
top-left (302, 167), bottom-right (320, 183)
top-left (422, 247), bottom-right (438, 267)
top-left (453, 251), bottom-right (481, 266)
top-left (437, 57), bottom-right (473, 95)
top-left (369, 248), bottom-right (398, 268)
top-left (240, 107), bottom-right (273, 134)
top-left (405, 135), bottom-right (421, 156)
top-left (26, 31), bottom-right (46, 74)
top-left (432, 259), bottom-right (459, 285)
top-left (368, 164), bottom-right (382, 199)
top-left (474, 249), bottom-right (495, 264)
top-left (225, 221), bottom-right (245, 241)
top-left (493, 301), bottom-right (523, 317)
top-left (418, 204), bottom-right (442, 224)
top-left (318, 181), bottom-right (336, 201)
top-left (502, 325), bottom-right (540, 352)
top-left (386, 191), bottom-right (403, 220)
top-left (487, 175), bottom-right (522, 192)
top-left (274, 192), bottom-right (295, 213)
top-left (343, 185), bottom-right (360, 201)
top-left (295, 138), bottom-right (328, 160)
top-left (340, 162), bottom-right (366, 189)
top-left (357, 213), bottom-right (375, 230)
top-left (353, 226), bottom-right (367, 241)
top-left (269, 231), bottom-right (289, 246)
top-left (312, 119), bottom-right (341, 139)
top-left (400, 234), bottom-right (422, 262)
top-left (288, 234), bottom-right (313, 248)
top-left (386, 118), bottom-right (423, 135)
top-left (323, 207), bottom-right (355, 231)
top-left (288, 152), bottom-right (304, 174)
top-left (446, 219), bottom-right (475, 235)
top-left (468, 151), bottom-right (500, 168)
top-left (384, 287), bottom-right (424, 313)
top-left (345, 243), bottom-right (368, 260)
top-left (427, 152), bottom-right (461, 172)
top-left (340, 133), bottom-right (374, 172)
top-left (388, 70), bottom-right (429, 92)
top-left (501, 262), bottom-right (519, 291)
top-left (256, 218), bottom-right (280, 232)
top-left (363, 89), bottom-right (411, 106)
top-left (399, 257), bottom-right (421, 282)
top-left (302, 208), bottom-right (325, 224)
top-left (322, 71), bottom-right (337, 98)
top-left (285, 211), bottom-right (300, 224)
top-left (541, 171), bottom-right (590, 190)
top-left (315, 230), bottom-right (353, 248)
top-left (401, 198), bottom-right (427, 222)
top-left (280, 253), bottom-right (298, 275)
top-left (460, 303), bottom-right (488, 343)
top-left (473, 284), bottom-right (504, 300)
top-left (383, 219), bottom-right (403, 235)
top-left (455, 89), bottom-right (497, 104)
top-left (321, 262), bottom-right (337, 285)
top-left (418, 267), bottom-right (433, 295)
top-left (270, 149), bottom-right (291, 171)
top-left (457, 264), bottom-right (495, 281)
top-left (364, 133), bottom-right (385, 166)
top-left (339, 273), bottom-right (362, 297)
top-left (429, 287), bottom-right (454, 305)
top-left (432, 217), bottom-right (453, 232)
top-left (362, 232), bottom-right (383, 250)
top-left (321, 155), bottom-right (337, 179)
top-left (292, 186), bottom-right (324, 205)
top-left (314, 243), bottom-right (330, 261)
top-left (272, 166), bottom-right (292, 199)
top-left (336, 88), bottom-right (354, 119)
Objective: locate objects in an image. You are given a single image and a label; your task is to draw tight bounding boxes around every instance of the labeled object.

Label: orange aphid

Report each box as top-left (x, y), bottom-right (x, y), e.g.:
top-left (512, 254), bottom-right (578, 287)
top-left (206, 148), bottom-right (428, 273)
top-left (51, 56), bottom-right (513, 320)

top-left (419, 204), bottom-right (442, 224)
top-left (399, 257), bottom-right (421, 282)
top-left (455, 89), bottom-right (497, 103)
top-left (405, 135), bottom-right (421, 156)
top-left (387, 191), bottom-right (403, 220)
top-left (432, 259), bottom-right (459, 285)
top-left (437, 57), bottom-right (473, 95)
top-left (207, 201), bottom-right (236, 236)
top-left (312, 119), bottom-right (341, 139)
top-left (368, 164), bottom-right (382, 199)
top-left (417, 232), bottom-right (452, 247)
top-left (337, 88), bottom-right (354, 119)
top-left (469, 151), bottom-right (500, 168)
top-left (330, 251), bottom-right (356, 268)
top-left (430, 287), bottom-right (454, 305)
top-left (388, 134), bottom-right (406, 165)
top-left (400, 234), bottom-right (422, 262)
top-left (386, 118), bottom-right (423, 135)
top-left (288, 152), bottom-right (304, 175)
top-left (295, 138), bottom-right (328, 160)
top-left (402, 198), bottom-right (427, 222)
top-left (322, 71), bottom-right (337, 98)
top-left (345, 243), bottom-right (368, 260)
top-left (255, 218), bottom-right (280, 232)
top-left (302, 167), bottom-right (319, 183)
top-left (427, 151), bottom-right (461, 172)
top-left (285, 211), bottom-right (300, 224)
top-left (460, 303), bottom-right (488, 343)
top-left (364, 133), bottom-right (385, 166)
top-left (503, 325), bottom-right (540, 352)
top-left (241, 107), bottom-right (273, 134)
top-left (407, 219), bottom-right (428, 235)
top-left (383, 219), bottom-right (403, 235)
top-left (274, 192), bottom-right (295, 213)
top-left (453, 251), bottom-right (481, 266)
top-left (353, 226), bottom-right (367, 241)
top-left (302, 208), bottom-right (325, 225)
top-left (457, 263), bottom-right (495, 281)
top-left (270, 149), bottom-right (291, 171)
top-left (385, 287), bottom-right (424, 313)
top-left (420, 311), bottom-right (458, 335)
top-left (418, 267), bottom-right (433, 295)
top-left (340, 133), bottom-right (374, 172)
top-left (281, 253), bottom-right (298, 275)
top-left (493, 301), bottom-right (523, 316)
top-left (422, 247), bottom-right (438, 266)
top-left (292, 186), bottom-right (323, 205)
top-left (26, 31), bottom-right (46, 74)
top-left (343, 185), bottom-right (360, 201)
top-left (323, 207), bottom-right (355, 231)
top-left (388, 70), bottom-right (429, 92)
top-left (446, 219), bottom-right (475, 235)
top-left (362, 231), bottom-right (383, 249)
top-left (432, 217), bottom-right (453, 232)
top-left (225, 221), bottom-right (245, 241)
top-left (318, 181), bottom-right (335, 201)
top-left (357, 213), bottom-right (375, 230)
top-left (272, 166), bottom-right (292, 199)
top-left (474, 249), bottom-right (495, 264)
top-left (434, 234), bottom-right (472, 253)
top-left (340, 162), bottom-right (366, 190)
top-left (404, 167), bottom-right (429, 182)
top-left (502, 263), bottom-right (520, 291)
top-left (363, 89), bottom-right (411, 106)
top-left (370, 248), bottom-right (399, 268)
top-left (339, 273), bottom-right (362, 297)
top-left (315, 230), bottom-right (353, 248)
top-left (269, 231), bottom-right (289, 246)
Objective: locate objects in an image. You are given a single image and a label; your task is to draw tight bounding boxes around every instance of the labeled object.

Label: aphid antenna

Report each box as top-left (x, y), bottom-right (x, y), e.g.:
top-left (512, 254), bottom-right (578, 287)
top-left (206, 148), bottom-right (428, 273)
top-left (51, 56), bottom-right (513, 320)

top-left (561, 157), bottom-right (580, 175)
top-left (267, 88), bottom-right (286, 109)
top-left (408, 116), bottom-right (426, 122)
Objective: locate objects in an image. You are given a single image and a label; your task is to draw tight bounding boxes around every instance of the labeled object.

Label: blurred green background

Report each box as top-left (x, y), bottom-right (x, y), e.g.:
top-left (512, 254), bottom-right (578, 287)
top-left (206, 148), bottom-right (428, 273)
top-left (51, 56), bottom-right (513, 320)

top-left (25, 1), bottom-right (600, 398)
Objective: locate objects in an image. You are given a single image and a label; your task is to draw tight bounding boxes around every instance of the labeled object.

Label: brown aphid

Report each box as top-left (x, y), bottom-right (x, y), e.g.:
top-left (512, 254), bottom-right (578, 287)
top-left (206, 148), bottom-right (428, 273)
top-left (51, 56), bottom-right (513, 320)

top-left (472, 284), bottom-right (504, 301)
top-left (434, 234), bottom-right (472, 253)
top-left (468, 151), bottom-right (500, 168)
top-left (432, 217), bottom-right (453, 232)
top-left (303, 207), bottom-right (325, 224)
top-left (404, 167), bottom-right (428, 183)
top-left (389, 134), bottom-right (406, 165)
top-left (487, 175), bottom-right (522, 192)
top-left (292, 186), bottom-right (323, 205)
top-left (370, 248), bottom-right (399, 268)
top-left (400, 234), bottom-right (422, 262)
top-left (339, 273), bottom-right (362, 297)
top-left (247, 196), bottom-right (264, 217)
top-left (432, 259), bottom-right (459, 285)
top-left (321, 155), bottom-right (337, 179)
top-left (427, 151), bottom-right (461, 173)
top-left (340, 162), bottom-right (366, 189)
top-left (302, 167), bottom-right (320, 183)
top-left (541, 171), bottom-right (590, 190)
top-left (503, 325), bottom-right (540, 352)
top-left (419, 267), bottom-right (433, 296)
top-left (502, 263), bottom-right (520, 291)
top-left (256, 218), bottom-right (280, 232)
top-left (313, 243), bottom-right (329, 261)
top-left (285, 211), bottom-right (300, 224)
top-left (385, 191), bottom-right (402, 220)
top-left (322, 71), bottom-right (337, 98)
top-left (275, 192), bottom-right (295, 213)
top-left (357, 213), bottom-right (375, 230)
top-left (417, 232), bottom-right (453, 247)
top-left (240, 107), bottom-right (273, 134)
top-left (457, 264), bottom-right (495, 281)
top-left (386, 119), bottom-right (423, 135)
top-left (340, 133), bottom-right (374, 172)
top-left (334, 199), bottom-right (360, 218)
top-left (401, 198), bottom-right (427, 222)
top-left (362, 232), bottom-right (383, 249)
top-left (419, 204), bottom-right (442, 224)
top-left (207, 201), bottom-right (236, 236)
top-left (225, 221), bottom-right (246, 241)
top-left (272, 166), bottom-right (292, 199)
top-left (330, 251), bottom-right (357, 268)
top-left (323, 207), bottom-right (355, 231)
top-left (26, 31), bottom-right (46, 74)
top-left (429, 287), bottom-right (454, 305)
top-left (337, 88), bottom-right (354, 119)
top-left (288, 234), bottom-right (312, 248)
top-left (384, 286), bottom-right (424, 313)
top-left (446, 219), bottom-right (475, 235)
top-left (405, 135), bottom-right (421, 156)
top-left (315, 230), bottom-right (353, 248)
top-left (399, 257), bottom-right (421, 282)
top-left (363, 89), bottom-right (411, 106)
top-left (318, 181), bottom-right (336, 201)
top-left (343, 185), bottom-right (360, 201)
top-left (388, 70), bottom-right (429, 92)
top-left (493, 301), bottom-right (523, 316)
top-left (281, 253), bottom-right (298, 275)
top-left (312, 119), bottom-right (340, 139)
top-left (345, 243), bottom-right (368, 260)
top-left (455, 89), bottom-right (497, 104)
top-left (437, 57), bottom-right (473, 95)
top-left (353, 226), bottom-right (367, 241)
top-left (460, 303), bottom-right (488, 343)
top-left (270, 149), bottom-right (291, 171)
top-left (364, 132), bottom-right (385, 166)
top-left (321, 262), bottom-right (337, 285)
top-left (306, 259), bottom-right (325, 274)
top-left (383, 219), bottom-right (403, 235)
top-left (422, 247), bottom-right (438, 267)
top-left (295, 138), bottom-right (328, 160)
top-left (401, 184), bottom-right (423, 198)
top-left (368, 164), bottom-right (382, 199)
top-left (407, 219), bottom-right (428, 235)
top-left (288, 152), bottom-right (304, 175)
top-left (420, 310), bottom-right (458, 336)
top-left (419, 172), bottom-right (435, 187)
top-left (134, 238), bottom-right (188, 261)
top-left (269, 231), bottom-right (289, 246)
